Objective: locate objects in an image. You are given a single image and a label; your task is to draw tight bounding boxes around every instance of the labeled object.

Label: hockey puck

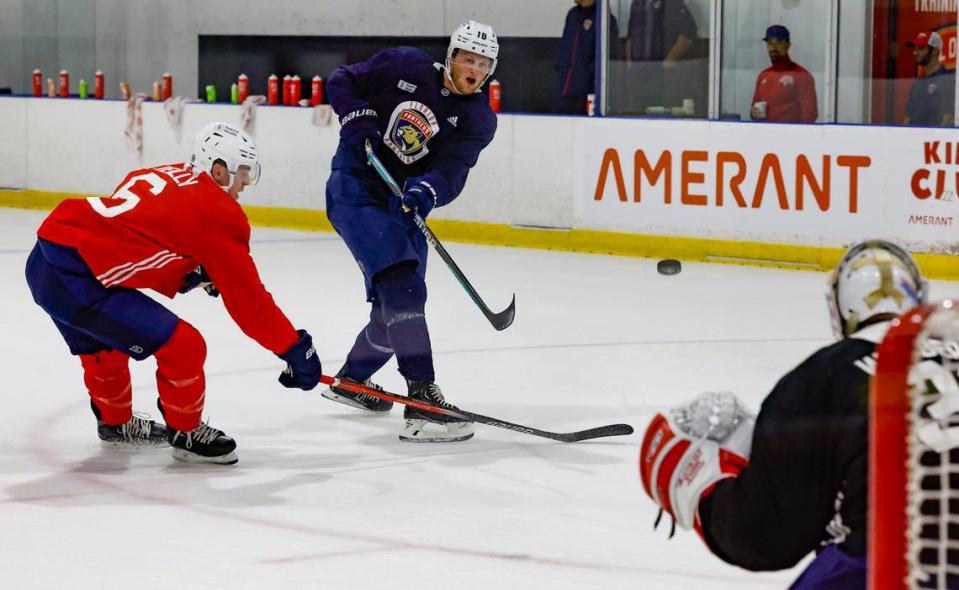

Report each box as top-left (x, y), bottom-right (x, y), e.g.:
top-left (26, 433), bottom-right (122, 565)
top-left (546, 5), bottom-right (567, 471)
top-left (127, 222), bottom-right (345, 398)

top-left (657, 259), bottom-right (681, 275)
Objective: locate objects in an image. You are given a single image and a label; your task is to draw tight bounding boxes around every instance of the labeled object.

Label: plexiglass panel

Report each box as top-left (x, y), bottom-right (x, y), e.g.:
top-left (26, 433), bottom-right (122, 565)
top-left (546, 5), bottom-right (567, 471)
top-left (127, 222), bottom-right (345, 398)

top-left (720, 0), bottom-right (827, 123)
top-left (606, 0), bottom-right (711, 117)
top-left (856, 0), bottom-right (957, 126)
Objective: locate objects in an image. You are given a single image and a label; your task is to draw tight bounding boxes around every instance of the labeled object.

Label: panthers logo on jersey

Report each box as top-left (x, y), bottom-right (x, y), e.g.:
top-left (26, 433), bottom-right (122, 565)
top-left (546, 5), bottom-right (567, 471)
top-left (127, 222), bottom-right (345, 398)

top-left (384, 101), bottom-right (440, 164)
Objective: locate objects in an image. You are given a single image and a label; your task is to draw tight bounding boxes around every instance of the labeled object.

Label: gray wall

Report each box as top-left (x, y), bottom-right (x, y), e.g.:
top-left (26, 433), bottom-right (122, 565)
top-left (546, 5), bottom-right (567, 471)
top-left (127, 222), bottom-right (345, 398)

top-left (0, 0), bottom-right (23, 92)
top-left (1, 0), bottom-right (566, 97)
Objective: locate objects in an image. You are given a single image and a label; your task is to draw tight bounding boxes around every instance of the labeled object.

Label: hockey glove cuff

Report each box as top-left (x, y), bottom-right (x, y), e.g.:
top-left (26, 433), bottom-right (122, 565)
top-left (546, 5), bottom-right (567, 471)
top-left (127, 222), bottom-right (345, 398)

top-left (277, 329), bottom-right (321, 390)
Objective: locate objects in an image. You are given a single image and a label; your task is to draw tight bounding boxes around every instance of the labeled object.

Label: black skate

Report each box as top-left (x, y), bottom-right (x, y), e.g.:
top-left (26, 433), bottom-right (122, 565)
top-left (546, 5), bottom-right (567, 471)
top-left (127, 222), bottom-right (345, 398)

top-left (167, 422), bottom-right (238, 465)
top-left (400, 380), bottom-right (474, 443)
top-left (321, 369), bottom-right (393, 413)
top-left (155, 399), bottom-right (237, 464)
top-left (92, 401), bottom-right (168, 448)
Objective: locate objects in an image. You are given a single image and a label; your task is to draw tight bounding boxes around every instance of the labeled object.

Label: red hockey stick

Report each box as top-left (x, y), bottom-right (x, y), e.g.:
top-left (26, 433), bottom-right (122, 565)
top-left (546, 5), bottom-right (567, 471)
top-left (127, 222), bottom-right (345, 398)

top-left (319, 375), bottom-right (633, 443)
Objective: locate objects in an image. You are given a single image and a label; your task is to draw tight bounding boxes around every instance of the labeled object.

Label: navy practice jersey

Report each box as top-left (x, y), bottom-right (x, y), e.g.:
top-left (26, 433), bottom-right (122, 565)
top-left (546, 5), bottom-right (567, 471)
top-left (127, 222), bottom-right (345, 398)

top-left (327, 46), bottom-right (497, 207)
top-left (697, 322), bottom-right (888, 571)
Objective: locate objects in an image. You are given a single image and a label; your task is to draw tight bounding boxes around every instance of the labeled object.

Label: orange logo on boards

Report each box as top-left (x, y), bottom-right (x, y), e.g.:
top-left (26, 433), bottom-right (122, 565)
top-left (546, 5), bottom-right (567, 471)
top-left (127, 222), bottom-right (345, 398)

top-left (907, 141), bottom-right (957, 228)
top-left (593, 148), bottom-right (872, 214)
top-left (911, 141), bottom-right (959, 201)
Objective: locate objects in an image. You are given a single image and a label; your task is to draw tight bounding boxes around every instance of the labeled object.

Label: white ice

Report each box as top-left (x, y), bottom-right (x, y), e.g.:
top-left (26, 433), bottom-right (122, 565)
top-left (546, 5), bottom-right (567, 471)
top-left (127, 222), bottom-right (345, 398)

top-left (2, 207), bottom-right (957, 590)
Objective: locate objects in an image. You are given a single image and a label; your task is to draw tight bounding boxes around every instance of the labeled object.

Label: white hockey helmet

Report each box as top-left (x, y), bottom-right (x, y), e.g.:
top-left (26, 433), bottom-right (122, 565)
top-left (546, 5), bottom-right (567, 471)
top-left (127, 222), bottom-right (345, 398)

top-left (827, 240), bottom-right (927, 338)
top-left (189, 122), bottom-right (261, 187)
top-left (445, 20), bottom-right (499, 91)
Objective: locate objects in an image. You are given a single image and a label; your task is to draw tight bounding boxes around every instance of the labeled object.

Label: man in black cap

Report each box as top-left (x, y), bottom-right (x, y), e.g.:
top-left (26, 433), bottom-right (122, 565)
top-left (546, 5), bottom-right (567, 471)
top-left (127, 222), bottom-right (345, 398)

top-left (903, 31), bottom-right (955, 127)
top-left (750, 24), bottom-right (818, 123)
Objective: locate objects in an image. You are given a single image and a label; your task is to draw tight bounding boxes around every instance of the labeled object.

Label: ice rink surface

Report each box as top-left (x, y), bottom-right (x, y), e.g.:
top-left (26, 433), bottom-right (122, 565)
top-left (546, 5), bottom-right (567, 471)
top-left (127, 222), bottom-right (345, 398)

top-left (2, 207), bottom-right (957, 589)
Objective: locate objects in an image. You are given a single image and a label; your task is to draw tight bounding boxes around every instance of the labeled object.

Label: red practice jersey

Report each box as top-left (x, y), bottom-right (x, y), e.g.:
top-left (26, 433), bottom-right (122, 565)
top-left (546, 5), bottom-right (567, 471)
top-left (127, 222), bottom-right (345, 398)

top-left (38, 163), bottom-right (298, 355)
top-left (752, 58), bottom-right (819, 123)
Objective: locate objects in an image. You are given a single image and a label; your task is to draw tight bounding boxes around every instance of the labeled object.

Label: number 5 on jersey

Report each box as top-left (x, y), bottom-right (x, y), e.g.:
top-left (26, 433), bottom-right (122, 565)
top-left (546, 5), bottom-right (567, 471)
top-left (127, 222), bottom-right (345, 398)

top-left (87, 172), bottom-right (168, 218)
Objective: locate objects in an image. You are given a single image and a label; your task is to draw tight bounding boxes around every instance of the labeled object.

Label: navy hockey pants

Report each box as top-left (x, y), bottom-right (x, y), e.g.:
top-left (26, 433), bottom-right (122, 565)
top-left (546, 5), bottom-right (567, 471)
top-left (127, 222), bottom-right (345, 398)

top-left (25, 239), bottom-right (178, 360)
top-left (326, 168), bottom-right (428, 300)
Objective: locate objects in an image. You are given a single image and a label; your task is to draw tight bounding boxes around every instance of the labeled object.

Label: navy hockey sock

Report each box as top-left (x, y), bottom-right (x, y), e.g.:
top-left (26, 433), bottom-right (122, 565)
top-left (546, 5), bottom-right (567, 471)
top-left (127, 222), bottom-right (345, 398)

top-left (376, 264), bottom-right (434, 383)
top-left (341, 301), bottom-right (394, 382)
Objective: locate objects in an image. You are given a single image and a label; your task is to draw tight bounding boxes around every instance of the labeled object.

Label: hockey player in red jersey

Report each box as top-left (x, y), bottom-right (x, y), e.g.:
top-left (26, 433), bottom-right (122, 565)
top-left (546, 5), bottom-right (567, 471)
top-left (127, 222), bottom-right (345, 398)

top-left (639, 240), bottom-right (929, 589)
top-left (25, 122), bottom-right (321, 465)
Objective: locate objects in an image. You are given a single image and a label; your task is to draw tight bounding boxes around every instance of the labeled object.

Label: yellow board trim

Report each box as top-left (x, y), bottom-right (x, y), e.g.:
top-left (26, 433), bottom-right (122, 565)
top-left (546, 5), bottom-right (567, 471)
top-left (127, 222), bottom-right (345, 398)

top-left (2, 188), bottom-right (954, 280)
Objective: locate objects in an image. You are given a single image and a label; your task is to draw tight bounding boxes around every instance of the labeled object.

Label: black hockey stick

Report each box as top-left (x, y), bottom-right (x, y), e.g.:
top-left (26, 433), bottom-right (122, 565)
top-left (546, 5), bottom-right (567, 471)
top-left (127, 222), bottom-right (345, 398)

top-left (364, 141), bottom-right (516, 331)
top-left (319, 374), bottom-right (634, 443)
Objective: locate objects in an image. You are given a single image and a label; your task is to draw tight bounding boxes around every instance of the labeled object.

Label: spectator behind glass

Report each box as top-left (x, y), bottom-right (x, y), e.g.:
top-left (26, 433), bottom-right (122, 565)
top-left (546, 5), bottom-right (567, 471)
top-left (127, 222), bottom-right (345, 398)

top-left (903, 32), bottom-right (956, 127)
top-left (554, 0), bottom-right (619, 114)
top-left (625, 0), bottom-right (696, 68)
top-left (750, 25), bottom-right (818, 123)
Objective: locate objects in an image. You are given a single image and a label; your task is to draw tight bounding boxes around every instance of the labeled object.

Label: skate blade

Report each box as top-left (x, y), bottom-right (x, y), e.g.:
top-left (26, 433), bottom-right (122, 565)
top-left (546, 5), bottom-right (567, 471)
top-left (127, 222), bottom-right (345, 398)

top-left (399, 419), bottom-right (474, 443)
top-left (171, 448), bottom-right (238, 465)
top-left (99, 439), bottom-right (170, 450)
top-left (321, 389), bottom-right (392, 413)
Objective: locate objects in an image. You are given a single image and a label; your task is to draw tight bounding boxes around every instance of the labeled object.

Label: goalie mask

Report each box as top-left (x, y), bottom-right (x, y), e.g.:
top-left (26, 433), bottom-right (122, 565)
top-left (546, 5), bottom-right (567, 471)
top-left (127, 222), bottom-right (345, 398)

top-left (189, 122), bottom-right (261, 188)
top-left (827, 240), bottom-right (927, 338)
top-left (445, 20), bottom-right (499, 92)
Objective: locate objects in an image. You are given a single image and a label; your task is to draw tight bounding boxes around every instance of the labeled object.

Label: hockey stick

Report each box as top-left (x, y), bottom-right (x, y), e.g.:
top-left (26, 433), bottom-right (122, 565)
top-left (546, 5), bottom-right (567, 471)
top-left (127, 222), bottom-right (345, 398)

top-left (319, 374), bottom-right (634, 443)
top-left (364, 141), bottom-right (516, 331)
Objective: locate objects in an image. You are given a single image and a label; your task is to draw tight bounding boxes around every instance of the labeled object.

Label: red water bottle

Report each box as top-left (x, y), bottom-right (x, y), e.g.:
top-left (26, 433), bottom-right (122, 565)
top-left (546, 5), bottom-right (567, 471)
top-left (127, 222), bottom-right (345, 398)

top-left (488, 79), bottom-right (501, 113)
top-left (282, 75), bottom-right (291, 105)
top-left (32, 69), bottom-right (42, 97)
top-left (310, 75), bottom-right (323, 106)
top-left (59, 70), bottom-right (70, 98)
top-left (267, 74), bottom-right (279, 105)
top-left (291, 75), bottom-right (302, 105)
top-left (161, 72), bottom-right (173, 100)
top-left (237, 74), bottom-right (249, 104)
top-left (94, 70), bottom-right (104, 99)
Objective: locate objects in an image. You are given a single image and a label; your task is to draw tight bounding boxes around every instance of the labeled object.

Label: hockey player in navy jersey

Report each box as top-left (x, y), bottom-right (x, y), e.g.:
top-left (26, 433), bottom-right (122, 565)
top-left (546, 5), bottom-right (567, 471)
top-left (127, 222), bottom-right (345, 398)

top-left (321, 21), bottom-right (499, 443)
top-left (639, 240), bottom-right (929, 589)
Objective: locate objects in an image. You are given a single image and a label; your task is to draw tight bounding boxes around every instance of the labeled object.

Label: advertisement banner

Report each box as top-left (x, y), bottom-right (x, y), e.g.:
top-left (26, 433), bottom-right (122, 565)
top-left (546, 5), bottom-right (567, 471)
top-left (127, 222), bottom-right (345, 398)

top-left (577, 118), bottom-right (957, 254)
top-left (889, 128), bottom-right (959, 253)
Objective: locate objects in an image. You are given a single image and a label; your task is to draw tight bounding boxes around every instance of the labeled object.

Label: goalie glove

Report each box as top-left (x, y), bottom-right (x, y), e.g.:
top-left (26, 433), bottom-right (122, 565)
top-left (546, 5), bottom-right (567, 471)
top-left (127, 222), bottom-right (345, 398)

top-left (638, 392), bottom-right (755, 533)
top-left (179, 266), bottom-right (219, 297)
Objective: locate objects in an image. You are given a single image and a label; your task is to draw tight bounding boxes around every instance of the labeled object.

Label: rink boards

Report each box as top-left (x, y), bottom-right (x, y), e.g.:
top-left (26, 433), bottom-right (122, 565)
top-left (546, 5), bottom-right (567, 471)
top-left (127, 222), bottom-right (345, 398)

top-left (0, 96), bottom-right (955, 278)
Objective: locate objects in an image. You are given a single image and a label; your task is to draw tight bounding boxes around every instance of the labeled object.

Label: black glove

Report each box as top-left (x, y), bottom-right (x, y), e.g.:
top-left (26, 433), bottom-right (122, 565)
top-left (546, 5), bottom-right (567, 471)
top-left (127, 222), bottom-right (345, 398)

top-left (179, 266), bottom-right (219, 298)
top-left (277, 330), bottom-right (321, 390)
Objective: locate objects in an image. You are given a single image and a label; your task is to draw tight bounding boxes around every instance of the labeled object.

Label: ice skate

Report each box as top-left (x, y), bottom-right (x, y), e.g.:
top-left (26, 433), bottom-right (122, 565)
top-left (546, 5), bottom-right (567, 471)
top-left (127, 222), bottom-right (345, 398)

top-left (399, 381), bottom-right (474, 443)
top-left (92, 401), bottom-right (168, 448)
top-left (321, 369), bottom-right (393, 413)
top-left (167, 422), bottom-right (238, 465)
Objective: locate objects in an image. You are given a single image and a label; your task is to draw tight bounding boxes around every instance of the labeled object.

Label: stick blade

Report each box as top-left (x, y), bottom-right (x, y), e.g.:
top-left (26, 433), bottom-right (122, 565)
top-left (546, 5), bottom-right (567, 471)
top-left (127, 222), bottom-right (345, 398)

top-left (489, 294), bottom-right (516, 331)
top-left (559, 423), bottom-right (635, 443)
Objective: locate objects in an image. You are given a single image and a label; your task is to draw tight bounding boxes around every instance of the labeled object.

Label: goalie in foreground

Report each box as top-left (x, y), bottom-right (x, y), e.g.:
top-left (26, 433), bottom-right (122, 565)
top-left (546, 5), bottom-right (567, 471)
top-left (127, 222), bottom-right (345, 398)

top-left (639, 240), bottom-right (928, 589)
